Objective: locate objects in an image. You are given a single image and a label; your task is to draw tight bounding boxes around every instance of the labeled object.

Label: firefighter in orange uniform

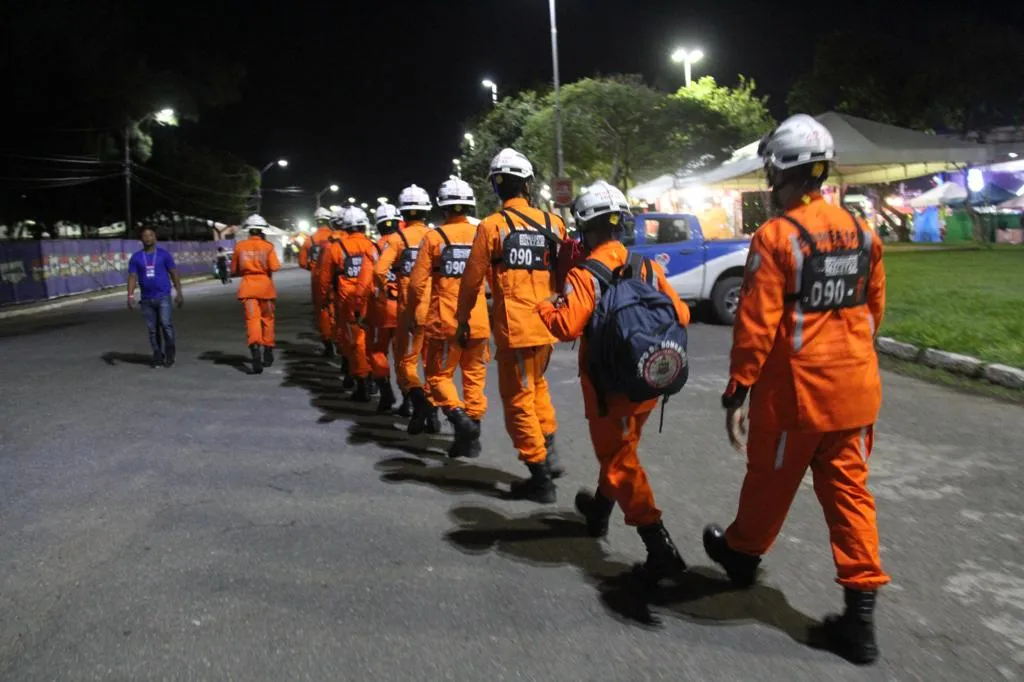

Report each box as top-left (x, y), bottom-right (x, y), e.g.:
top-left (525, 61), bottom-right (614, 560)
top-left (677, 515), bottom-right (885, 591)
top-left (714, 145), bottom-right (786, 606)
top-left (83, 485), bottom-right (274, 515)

top-left (318, 206), bottom-right (377, 401)
top-left (231, 214), bottom-right (281, 375)
top-left (705, 114), bottom-right (888, 665)
top-left (455, 148), bottom-right (566, 503)
top-left (374, 184), bottom-right (440, 434)
top-left (299, 206), bottom-right (338, 357)
top-left (537, 181), bottom-right (689, 579)
top-left (366, 201), bottom-right (403, 413)
top-left (406, 177), bottom-right (490, 458)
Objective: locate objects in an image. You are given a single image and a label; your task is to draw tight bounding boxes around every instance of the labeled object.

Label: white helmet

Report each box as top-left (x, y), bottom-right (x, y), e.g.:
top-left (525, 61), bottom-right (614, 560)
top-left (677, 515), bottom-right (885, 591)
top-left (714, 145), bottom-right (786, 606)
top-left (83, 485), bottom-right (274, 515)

top-left (314, 207), bottom-right (333, 222)
top-left (243, 214), bottom-right (269, 230)
top-left (437, 176), bottom-right (476, 208)
top-left (573, 181), bottom-right (631, 225)
top-left (488, 148), bottom-right (534, 179)
top-left (329, 207), bottom-right (346, 228)
top-left (398, 184), bottom-right (432, 213)
top-left (375, 201), bottom-right (401, 225)
top-left (759, 114), bottom-right (835, 171)
top-left (340, 206), bottom-right (370, 231)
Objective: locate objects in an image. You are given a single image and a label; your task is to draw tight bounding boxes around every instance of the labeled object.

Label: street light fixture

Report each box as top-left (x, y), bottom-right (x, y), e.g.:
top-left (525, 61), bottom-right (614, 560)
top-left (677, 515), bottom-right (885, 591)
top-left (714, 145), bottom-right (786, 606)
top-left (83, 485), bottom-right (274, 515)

top-left (360, 202), bottom-right (368, 209)
top-left (315, 183), bottom-right (339, 209)
top-left (481, 79), bottom-right (498, 106)
top-left (255, 157), bottom-right (289, 213)
top-left (347, 196), bottom-right (356, 204)
top-left (125, 107), bottom-right (178, 233)
top-left (452, 158), bottom-right (462, 178)
top-left (671, 47), bottom-right (704, 87)
top-left (464, 132), bottom-right (476, 150)
top-left (377, 196), bottom-right (388, 204)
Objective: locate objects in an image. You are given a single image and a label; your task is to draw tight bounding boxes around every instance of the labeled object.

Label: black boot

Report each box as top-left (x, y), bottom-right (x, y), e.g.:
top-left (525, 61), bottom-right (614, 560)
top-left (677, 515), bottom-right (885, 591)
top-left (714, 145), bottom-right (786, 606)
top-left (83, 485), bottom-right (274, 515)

top-left (376, 378), bottom-right (396, 413)
top-left (368, 380), bottom-right (379, 397)
top-left (406, 388), bottom-right (430, 435)
top-left (446, 409), bottom-right (476, 458)
top-left (544, 432), bottom-right (565, 479)
top-left (263, 346), bottom-right (274, 367)
top-left (425, 407), bottom-right (442, 434)
top-left (321, 340), bottom-right (335, 358)
top-left (508, 462), bottom-right (556, 504)
top-left (150, 351), bottom-right (164, 369)
top-left (637, 521), bottom-right (687, 582)
top-left (340, 357), bottom-right (355, 389)
top-left (163, 345), bottom-right (176, 368)
top-left (249, 344), bottom-right (263, 375)
top-left (817, 588), bottom-right (880, 665)
top-left (349, 376), bottom-right (372, 402)
top-left (702, 523), bottom-right (760, 588)
top-left (397, 392), bottom-right (413, 418)
top-left (575, 489), bottom-right (614, 538)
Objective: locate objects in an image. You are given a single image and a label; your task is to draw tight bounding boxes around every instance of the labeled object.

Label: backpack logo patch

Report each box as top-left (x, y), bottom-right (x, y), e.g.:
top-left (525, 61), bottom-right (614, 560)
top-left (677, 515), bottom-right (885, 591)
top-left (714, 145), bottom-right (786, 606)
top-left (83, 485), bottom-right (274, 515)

top-left (639, 340), bottom-right (686, 389)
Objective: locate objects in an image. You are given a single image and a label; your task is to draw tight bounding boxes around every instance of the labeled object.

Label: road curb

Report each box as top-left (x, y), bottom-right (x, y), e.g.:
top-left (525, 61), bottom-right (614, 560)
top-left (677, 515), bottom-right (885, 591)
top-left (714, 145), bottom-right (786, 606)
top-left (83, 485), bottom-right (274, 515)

top-left (0, 275), bottom-right (210, 321)
top-left (876, 336), bottom-right (1024, 390)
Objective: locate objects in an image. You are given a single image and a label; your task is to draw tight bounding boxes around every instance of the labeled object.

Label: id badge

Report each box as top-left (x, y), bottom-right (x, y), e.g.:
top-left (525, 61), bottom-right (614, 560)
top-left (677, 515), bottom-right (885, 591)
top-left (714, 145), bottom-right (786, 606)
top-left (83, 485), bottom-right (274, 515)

top-left (145, 265), bottom-right (156, 278)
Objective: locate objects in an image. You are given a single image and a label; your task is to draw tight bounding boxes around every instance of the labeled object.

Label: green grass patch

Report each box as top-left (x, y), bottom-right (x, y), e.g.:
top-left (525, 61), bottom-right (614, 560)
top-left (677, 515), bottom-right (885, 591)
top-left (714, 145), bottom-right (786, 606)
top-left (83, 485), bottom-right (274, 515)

top-left (881, 246), bottom-right (1024, 367)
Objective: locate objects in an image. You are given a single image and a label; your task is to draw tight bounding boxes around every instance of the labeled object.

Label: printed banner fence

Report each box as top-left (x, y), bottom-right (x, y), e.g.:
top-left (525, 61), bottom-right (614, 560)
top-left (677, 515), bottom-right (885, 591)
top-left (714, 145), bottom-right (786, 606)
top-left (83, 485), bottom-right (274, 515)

top-left (0, 239), bottom-right (233, 306)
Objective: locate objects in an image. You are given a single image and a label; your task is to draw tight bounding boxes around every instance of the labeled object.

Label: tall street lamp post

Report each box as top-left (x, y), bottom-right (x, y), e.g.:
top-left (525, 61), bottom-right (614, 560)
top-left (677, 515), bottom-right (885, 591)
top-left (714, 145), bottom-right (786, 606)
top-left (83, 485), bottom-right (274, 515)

top-left (256, 158), bottom-right (288, 214)
top-left (124, 107), bottom-right (177, 234)
top-left (315, 183), bottom-right (339, 210)
top-left (671, 47), bottom-right (705, 87)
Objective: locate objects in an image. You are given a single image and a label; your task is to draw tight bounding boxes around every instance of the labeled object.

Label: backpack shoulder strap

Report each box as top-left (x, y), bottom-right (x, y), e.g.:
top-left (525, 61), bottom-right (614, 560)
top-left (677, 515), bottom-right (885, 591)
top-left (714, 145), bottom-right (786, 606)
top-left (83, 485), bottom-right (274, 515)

top-left (372, 241), bottom-right (382, 256)
top-left (436, 227), bottom-right (452, 249)
top-left (505, 207), bottom-right (561, 244)
top-left (397, 230), bottom-right (410, 249)
top-left (581, 259), bottom-right (614, 290)
top-left (843, 207), bottom-right (867, 251)
top-left (626, 253), bottom-right (654, 286)
top-left (778, 214), bottom-right (819, 256)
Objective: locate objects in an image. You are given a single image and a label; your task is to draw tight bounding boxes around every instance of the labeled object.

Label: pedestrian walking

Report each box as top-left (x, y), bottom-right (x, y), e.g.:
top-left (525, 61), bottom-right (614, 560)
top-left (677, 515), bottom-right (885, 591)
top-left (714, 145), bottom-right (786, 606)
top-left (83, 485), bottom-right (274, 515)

top-left (127, 227), bottom-right (184, 368)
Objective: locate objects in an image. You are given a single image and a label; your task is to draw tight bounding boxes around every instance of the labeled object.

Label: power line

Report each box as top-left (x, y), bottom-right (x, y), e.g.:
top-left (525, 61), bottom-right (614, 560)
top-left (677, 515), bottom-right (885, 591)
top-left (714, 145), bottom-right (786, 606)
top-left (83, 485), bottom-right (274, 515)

top-left (0, 153), bottom-right (113, 165)
top-left (134, 165), bottom-right (252, 198)
top-left (133, 176), bottom-right (246, 215)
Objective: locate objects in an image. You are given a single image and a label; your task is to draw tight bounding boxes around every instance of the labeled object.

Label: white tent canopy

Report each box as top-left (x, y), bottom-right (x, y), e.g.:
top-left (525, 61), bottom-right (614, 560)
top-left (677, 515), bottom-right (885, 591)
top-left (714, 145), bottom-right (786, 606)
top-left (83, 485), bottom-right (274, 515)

top-left (628, 174), bottom-right (675, 203)
top-left (909, 182), bottom-right (968, 209)
top-left (998, 194), bottom-right (1024, 211)
top-left (678, 112), bottom-right (1009, 191)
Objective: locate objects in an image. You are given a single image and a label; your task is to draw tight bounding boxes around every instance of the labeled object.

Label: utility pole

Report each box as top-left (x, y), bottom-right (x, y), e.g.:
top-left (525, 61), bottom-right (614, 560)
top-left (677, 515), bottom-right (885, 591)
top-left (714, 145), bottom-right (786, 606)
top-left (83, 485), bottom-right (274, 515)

top-left (124, 123), bottom-right (132, 234)
top-left (549, 0), bottom-right (564, 178)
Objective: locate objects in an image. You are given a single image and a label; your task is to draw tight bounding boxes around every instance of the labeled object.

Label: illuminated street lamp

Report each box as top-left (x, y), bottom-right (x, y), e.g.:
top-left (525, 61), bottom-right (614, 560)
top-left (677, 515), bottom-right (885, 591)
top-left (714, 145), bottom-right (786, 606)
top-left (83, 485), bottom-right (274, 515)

top-left (360, 202), bottom-right (368, 209)
top-left (255, 158), bottom-right (289, 213)
top-left (464, 132), bottom-right (475, 150)
top-left (329, 204), bottom-right (342, 212)
top-left (452, 158), bottom-right (462, 178)
top-left (125, 107), bottom-right (178, 233)
top-left (347, 196), bottom-right (356, 204)
top-left (315, 183), bottom-right (339, 209)
top-left (671, 47), bottom-right (704, 87)
top-left (481, 79), bottom-right (498, 106)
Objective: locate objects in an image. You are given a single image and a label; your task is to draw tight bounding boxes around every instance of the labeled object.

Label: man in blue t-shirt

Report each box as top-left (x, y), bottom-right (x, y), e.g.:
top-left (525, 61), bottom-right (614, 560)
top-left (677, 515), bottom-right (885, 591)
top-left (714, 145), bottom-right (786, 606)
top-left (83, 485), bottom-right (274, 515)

top-left (127, 227), bottom-right (184, 367)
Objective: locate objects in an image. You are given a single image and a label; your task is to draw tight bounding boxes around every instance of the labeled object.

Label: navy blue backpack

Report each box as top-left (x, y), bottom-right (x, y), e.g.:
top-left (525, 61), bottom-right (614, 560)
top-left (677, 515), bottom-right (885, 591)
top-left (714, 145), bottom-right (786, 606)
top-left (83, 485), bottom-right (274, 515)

top-left (582, 253), bottom-right (689, 427)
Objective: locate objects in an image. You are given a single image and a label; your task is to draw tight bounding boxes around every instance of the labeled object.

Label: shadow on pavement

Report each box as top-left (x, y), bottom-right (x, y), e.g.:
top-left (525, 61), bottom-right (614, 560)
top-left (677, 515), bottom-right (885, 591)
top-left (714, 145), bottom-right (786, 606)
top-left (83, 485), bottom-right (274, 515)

top-left (101, 351), bottom-right (153, 366)
top-left (278, 339), bottom-right (386, 423)
top-left (198, 350), bottom-right (252, 374)
top-left (444, 504), bottom-right (819, 646)
top-left (374, 455), bottom-right (517, 498)
top-left (0, 319), bottom-right (86, 338)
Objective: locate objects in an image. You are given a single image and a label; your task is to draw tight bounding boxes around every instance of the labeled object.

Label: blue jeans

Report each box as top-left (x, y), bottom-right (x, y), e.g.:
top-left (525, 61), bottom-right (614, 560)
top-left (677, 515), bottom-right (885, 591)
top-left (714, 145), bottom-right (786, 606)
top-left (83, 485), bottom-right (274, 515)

top-left (140, 296), bottom-right (175, 358)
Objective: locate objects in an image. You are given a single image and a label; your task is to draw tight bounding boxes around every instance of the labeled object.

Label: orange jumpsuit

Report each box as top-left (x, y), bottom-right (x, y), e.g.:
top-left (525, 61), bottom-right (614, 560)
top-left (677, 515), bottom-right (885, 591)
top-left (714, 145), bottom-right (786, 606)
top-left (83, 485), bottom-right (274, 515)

top-left (538, 241), bottom-right (690, 526)
top-left (298, 225), bottom-right (336, 343)
top-left (318, 232), bottom-right (376, 378)
top-left (724, 192), bottom-right (889, 590)
top-left (231, 236), bottom-right (281, 347)
top-left (366, 235), bottom-right (400, 379)
top-left (374, 221), bottom-right (432, 395)
top-left (406, 216), bottom-right (491, 420)
top-left (456, 198), bottom-right (566, 464)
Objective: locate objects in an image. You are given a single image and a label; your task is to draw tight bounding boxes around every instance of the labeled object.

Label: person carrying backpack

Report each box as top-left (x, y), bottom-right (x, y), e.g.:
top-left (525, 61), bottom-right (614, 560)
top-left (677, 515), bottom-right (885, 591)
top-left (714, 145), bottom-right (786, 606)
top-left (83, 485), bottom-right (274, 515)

top-left (536, 181), bottom-right (691, 582)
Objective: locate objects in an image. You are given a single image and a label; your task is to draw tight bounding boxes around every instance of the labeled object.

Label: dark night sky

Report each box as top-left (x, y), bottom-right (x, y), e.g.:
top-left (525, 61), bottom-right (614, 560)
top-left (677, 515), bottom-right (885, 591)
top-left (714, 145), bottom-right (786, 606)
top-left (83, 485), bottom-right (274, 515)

top-left (159, 0), bottom-right (977, 221)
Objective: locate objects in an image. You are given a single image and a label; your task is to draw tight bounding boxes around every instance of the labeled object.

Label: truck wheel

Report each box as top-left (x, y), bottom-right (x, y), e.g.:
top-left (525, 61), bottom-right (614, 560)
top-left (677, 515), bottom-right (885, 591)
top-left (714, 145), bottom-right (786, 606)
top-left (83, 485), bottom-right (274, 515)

top-left (711, 276), bottom-right (742, 325)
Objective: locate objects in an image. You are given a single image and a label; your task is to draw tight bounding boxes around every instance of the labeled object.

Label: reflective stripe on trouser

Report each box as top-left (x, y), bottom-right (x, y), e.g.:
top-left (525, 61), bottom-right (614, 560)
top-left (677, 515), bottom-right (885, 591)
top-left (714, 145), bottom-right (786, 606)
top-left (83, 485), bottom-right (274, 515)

top-left (425, 337), bottom-right (490, 420)
top-left (590, 410), bottom-right (661, 527)
top-left (725, 425), bottom-right (890, 590)
top-left (243, 299), bottom-right (275, 347)
top-left (311, 275), bottom-right (334, 341)
top-left (395, 325), bottom-right (428, 393)
top-left (368, 326), bottom-right (396, 379)
top-left (495, 345), bottom-right (557, 464)
top-left (341, 304), bottom-right (370, 377)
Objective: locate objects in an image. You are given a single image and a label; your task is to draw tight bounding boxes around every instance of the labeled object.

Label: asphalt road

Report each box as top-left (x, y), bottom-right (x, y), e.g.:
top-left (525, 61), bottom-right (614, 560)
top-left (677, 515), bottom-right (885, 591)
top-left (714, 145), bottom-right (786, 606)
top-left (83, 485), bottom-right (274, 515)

top-left (1, 268), bottom-right (1021, 682)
